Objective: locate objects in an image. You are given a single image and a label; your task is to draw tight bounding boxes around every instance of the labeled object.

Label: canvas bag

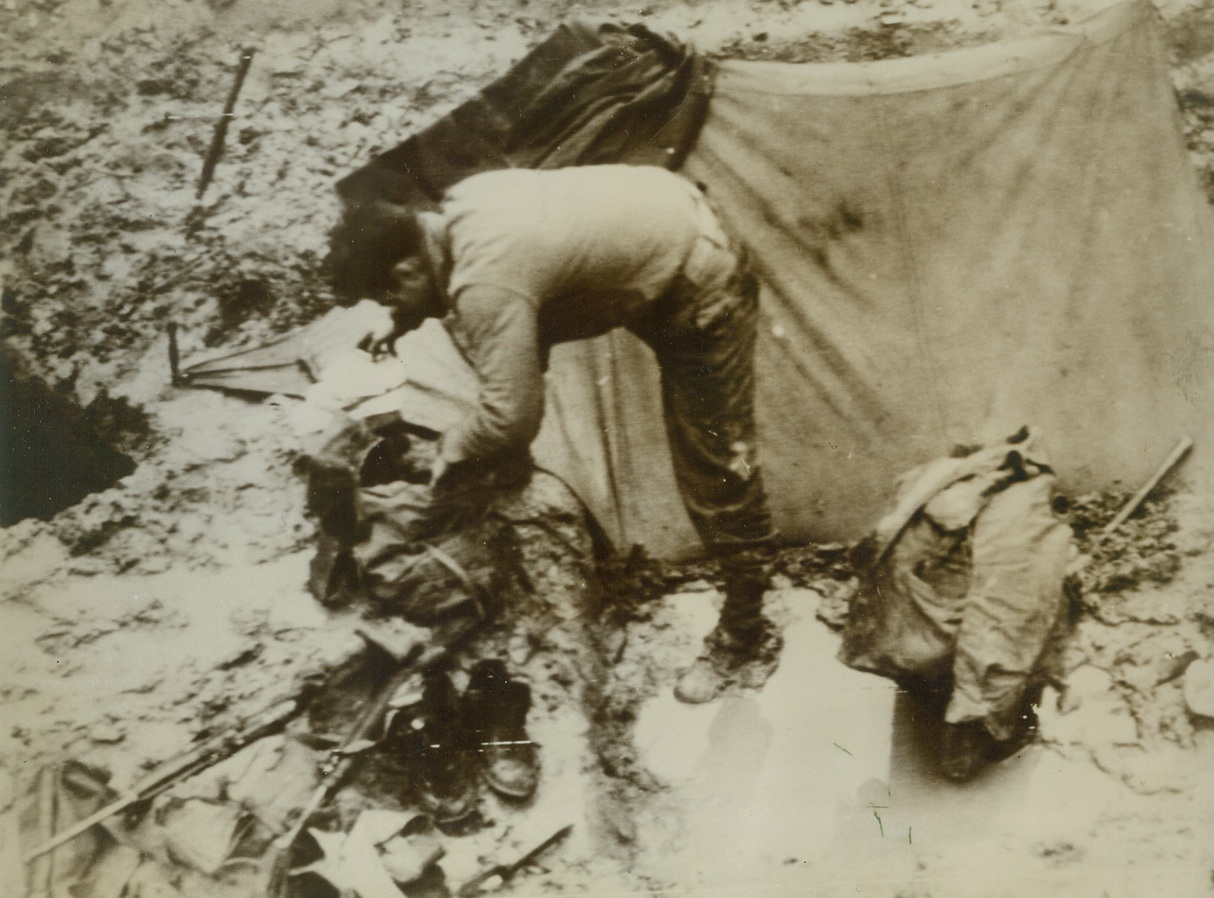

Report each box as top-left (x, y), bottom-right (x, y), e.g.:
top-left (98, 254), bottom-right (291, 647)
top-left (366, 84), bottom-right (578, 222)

top-left (301, 417), bottom-right (519, 626)
top-left (840, 429), bottom-right (1074, 739)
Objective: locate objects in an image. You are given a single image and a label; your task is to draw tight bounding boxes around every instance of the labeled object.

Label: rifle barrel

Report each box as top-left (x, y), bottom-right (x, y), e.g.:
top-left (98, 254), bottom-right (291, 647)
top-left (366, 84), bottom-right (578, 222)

top-left (22, 697), bottom-right (303, 864)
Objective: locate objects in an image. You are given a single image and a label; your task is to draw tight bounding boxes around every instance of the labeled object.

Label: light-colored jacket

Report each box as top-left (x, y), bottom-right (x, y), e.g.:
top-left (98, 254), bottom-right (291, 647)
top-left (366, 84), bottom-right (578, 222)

top-left (418, 164), bottom-right (728, 467)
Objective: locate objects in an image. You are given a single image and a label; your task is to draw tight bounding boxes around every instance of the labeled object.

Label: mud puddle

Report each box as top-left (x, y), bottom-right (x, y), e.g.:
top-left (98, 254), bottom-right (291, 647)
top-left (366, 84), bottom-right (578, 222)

top-left (630, 588), bottom-right (908, 893)
top-left (620, 585), bottom-right (1214, 898)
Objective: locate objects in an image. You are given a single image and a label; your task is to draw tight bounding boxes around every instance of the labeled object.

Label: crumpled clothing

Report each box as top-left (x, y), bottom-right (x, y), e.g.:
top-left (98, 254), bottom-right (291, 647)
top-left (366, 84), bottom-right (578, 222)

top-left (300, 417), bottom-right (516, 625)
top-left (841, 429), bottom-right (1073, 740)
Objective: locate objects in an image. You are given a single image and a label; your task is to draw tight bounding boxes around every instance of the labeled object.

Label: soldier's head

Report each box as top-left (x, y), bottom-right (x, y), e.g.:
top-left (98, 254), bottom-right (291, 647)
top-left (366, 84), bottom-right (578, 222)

top-left (327, 201), bottom-right (440, 332)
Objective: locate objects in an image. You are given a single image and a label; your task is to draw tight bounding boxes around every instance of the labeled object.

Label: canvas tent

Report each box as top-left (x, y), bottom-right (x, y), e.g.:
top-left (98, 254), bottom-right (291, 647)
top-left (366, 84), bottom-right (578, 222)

top-left (533, 0), bottom-right (1214, 557)
top-left (184, 0), bottom-right (1214, 559)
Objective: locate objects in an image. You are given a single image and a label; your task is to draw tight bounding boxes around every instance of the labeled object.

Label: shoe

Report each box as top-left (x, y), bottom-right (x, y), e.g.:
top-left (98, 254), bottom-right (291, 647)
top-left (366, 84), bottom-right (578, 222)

top-left (404, 670), bottom-right (478, 823)
top-left (674, 655), bottom-right (729, 704)
top-left (674, 627), bottom-right (756, 704)
top-left (463, 660), bottom-right (539, 800)
top-left (939, 720), bottom-right (997, 782)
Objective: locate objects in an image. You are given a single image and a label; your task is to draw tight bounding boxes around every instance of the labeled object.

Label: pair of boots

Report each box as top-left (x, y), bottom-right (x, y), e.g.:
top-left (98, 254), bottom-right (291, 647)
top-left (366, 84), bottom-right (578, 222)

top-left (394, 660), bottom-right (539, 824)
top-left (675, 546), bottom-right (779, 704)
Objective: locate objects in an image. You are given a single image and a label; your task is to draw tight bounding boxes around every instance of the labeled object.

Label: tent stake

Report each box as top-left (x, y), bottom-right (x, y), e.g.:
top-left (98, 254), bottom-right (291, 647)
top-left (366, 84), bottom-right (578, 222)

top-left (197, 47), bottom-right (255, 200)
top-left (168, 321), bottom-right (183, 385)
top-left (1103, 436), bottom-right (1193, 534)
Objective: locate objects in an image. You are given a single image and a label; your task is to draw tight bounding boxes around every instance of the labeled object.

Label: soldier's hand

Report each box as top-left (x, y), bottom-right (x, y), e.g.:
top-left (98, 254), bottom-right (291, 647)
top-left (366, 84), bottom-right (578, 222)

top-left (347, 299), bottom-right (398, 357)
top-left (429, 455), bottom-right (450, 490)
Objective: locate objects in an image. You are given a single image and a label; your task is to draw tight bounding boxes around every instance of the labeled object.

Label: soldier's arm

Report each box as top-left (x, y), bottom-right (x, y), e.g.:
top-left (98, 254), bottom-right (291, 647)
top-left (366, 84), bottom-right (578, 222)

top-left (437, 285), bottom-right (545, 469)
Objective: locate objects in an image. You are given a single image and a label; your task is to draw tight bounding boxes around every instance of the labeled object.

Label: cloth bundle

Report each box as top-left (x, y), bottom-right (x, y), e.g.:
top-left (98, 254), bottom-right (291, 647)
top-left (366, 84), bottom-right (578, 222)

top-left (301, 417), bottom-right (521, 626)
top-left (840, 429), bottom-right (1074, 739)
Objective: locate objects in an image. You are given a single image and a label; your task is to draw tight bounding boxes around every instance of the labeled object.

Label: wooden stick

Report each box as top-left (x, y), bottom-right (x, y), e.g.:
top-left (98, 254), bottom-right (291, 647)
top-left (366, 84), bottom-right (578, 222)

top-left (1103, 436), bottom-right (1193, 534)
top-left (196, 48), bottom-right (255, 200)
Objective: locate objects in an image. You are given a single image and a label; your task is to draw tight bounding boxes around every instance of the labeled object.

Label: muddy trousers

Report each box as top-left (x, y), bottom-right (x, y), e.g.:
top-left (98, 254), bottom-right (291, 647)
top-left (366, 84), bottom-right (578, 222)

top-left (633, 237), bottom-right (777, 646)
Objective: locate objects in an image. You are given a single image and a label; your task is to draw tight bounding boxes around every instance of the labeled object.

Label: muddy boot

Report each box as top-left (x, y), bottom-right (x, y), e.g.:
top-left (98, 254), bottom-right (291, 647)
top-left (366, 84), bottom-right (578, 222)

top-left (939, 720), bottom-right (998, 782)
top-left (939, 683), bottom-right (1044, 782)
top-left (674, 627), bottom-right (758, 704)
top-left (675, 547), bottom-right (775, 704)
top-left (407, 670), bottom-right (478, 823)
top-left (463, 660), bottom-right (539, 800)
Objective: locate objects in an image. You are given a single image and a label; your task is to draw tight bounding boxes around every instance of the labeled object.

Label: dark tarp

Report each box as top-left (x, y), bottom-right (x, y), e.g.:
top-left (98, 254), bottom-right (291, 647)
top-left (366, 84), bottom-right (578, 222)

top-left (333, 20), bottom-right (714, 207)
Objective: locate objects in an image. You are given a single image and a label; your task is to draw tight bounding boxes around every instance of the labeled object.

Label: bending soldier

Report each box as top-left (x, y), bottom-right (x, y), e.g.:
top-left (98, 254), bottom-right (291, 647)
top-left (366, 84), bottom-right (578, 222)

top-left (329, 164), bottom-right (780, 703)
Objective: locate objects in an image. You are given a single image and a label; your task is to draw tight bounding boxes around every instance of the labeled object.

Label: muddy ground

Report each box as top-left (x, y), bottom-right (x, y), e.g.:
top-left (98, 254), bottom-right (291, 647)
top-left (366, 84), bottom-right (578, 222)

top-left (2, 0), bottom-right (1214, 895)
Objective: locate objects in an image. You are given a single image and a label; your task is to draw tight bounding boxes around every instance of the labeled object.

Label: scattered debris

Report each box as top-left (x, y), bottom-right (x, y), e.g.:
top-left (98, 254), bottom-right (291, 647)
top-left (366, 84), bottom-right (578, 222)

top-left (292, 810), bottom-right (427, 898)
top-left (1068, 488), bottom-right (1183, 601)
top-left (457, 823), bottom-right (572, 897)
top-left (266, 616), bottom-right (481, 889)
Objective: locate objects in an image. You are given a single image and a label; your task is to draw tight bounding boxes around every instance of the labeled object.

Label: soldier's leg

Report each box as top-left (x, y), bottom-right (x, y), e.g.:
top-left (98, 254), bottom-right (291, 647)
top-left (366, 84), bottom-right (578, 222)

top-left (649, 252), bottom-right (773, 554)
top-left (717, 542), bottom-right (777, 643)
top-left (644, 257), bottom-right (780, 702)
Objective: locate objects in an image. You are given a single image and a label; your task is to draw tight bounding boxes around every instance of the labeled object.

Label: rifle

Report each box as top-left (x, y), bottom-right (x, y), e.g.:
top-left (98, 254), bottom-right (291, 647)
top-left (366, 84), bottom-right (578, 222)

top-left (22, 609), bottom-right (481, 876)
top-left (22, 690), bottom-right (313, 864)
